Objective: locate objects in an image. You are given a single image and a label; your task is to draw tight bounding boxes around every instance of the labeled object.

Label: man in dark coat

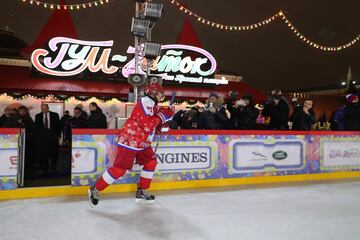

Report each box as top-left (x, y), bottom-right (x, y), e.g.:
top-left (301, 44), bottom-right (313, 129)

top-left (172, 107), bottom-right (202, 129)
top-left (262, 89), bottom-right (289, 130)
top-left (60, 110), bottom-right (71, 129)
top-left (0, 108), bottom-right (19, 128)
top-left (18, 106), bottom-right (34, 129)
top-left (227, 94), bottom-right (259, 130)
top-left (289, 99), bottom-right (316, 130)
top-left (63, 107), bottom-right (88, 145)
top-left (0, 108), bottom-right (11, 127)
top-left (200, 92), bottom-right (229, 129)
top-left (34, 104), bottom-right (61, 173)
top-left (69, 107), bottom-right (88, 129)
top-left (344, 94), bottom-right (360, 131)
top-left (35, 104), bottom-right (61, 135)
top-left (87, 102), bottom-right (107, 129)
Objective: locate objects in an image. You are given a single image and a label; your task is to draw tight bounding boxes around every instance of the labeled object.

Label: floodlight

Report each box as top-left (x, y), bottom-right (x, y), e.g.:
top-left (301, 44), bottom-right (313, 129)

top-left (131, 17), bottom-right (151, 37)
top-left (144, 2), bottom-right (163, 21)
top-left (144, 42), bottom-right (162, 60)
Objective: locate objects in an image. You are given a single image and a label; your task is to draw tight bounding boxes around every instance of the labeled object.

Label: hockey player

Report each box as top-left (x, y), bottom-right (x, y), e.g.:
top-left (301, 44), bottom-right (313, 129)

top-left (88, 82), bottom-right (174, 206)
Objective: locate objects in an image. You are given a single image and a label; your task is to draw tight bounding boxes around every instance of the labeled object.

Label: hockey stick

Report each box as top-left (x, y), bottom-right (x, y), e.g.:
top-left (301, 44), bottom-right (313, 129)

top-left (154, 91), bottom-right (176, 152)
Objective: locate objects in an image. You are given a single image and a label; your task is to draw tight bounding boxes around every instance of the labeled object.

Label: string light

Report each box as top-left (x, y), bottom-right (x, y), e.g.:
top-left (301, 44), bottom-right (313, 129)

top-left (0, 93), bottom-right (193, 105)
top-left (19, 0), bottom-right (111, 11)
top-left (169, 0), bottom-right (360, 52)
top-left (0, 93), bottom-right (129, 103)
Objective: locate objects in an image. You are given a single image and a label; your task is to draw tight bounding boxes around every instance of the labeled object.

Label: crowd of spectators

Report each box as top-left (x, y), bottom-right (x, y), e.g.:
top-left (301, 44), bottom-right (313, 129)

top-left (1, 92), bottom-right (359, 132)
top-left (0, 102), bottom-right (108, 177)
top-left (170, 90), bottom-right (360, 131)
top-left (0, 102), bottom-right (107, 130)
top-left (0, 91), bottom-right (357, 178)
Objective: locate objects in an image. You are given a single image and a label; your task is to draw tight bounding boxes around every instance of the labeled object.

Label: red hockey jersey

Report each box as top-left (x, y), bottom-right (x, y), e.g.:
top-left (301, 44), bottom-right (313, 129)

top-left (117, 96), bottom-right (162, 150)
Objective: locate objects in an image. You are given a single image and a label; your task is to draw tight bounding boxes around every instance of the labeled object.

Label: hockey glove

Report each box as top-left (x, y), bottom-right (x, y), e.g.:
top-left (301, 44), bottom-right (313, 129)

top-left (157, 107), bottom-right (174, 124)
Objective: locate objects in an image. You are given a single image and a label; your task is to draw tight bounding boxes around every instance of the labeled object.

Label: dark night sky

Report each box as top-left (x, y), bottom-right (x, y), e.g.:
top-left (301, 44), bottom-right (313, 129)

top-left (1, 0), bottom-right (360, 91)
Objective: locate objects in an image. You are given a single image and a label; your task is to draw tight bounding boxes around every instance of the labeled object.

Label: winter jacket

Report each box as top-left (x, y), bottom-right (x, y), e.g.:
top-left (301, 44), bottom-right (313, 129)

top-left (344, 103), bottom-right (360, 131)
top-left (334, 107), bottom-right (345, 130)
top-left (1, 113), bottom-right (19, 128)
top-left (18, 115), bottom-right (34, 129)
top-left (289, 107), bottom-right (316, 130)
top-left (69, 116), bottom-right (88, 129)
top-left (173, 109), bottom-right (201, 129)
top-left (262, 98), bottom-right (289, 130)
top-left (87, 108), bottom-right (107, 129)
top-left (226, 97), bottom-right (259, 130)
top-left (0, 114), bottom-right (8, 127)
top-left (200, 107), bottom-right (229, 129)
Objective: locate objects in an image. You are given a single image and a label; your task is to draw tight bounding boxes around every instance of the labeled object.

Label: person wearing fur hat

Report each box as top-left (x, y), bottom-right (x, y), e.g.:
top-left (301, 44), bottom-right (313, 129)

top-left (200, 92), bottom-right (230, 129)
top-left (344, 94), bottom-right (360, 130)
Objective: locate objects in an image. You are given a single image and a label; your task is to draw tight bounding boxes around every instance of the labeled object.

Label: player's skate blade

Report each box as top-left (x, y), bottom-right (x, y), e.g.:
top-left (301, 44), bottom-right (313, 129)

top-left (135, 188), bottom-right (155, 204)
top-left (88, 186), bottom-right (100, 208)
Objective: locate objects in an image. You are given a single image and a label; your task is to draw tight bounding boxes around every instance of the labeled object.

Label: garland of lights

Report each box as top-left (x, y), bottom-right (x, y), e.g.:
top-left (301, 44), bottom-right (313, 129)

top-left (0, 93), bottom-right (190, 105)
top-left (0, 93), bottom-right (125, 103)
top-left (19, 0), bottom-right (110, 10)
top-left (169, 0), bottom-right (360, 52)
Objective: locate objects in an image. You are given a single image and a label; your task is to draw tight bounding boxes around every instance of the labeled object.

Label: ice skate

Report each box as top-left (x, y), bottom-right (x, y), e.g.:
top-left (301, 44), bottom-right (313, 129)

top-left (135, 188), bottom-right (155, 204)
top-left (88, 186), bottom-right (100, 207)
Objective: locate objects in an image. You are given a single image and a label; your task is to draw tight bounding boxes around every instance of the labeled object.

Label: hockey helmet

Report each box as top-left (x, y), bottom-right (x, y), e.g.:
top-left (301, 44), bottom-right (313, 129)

top-left (145, 82), bottom-right (164, 95)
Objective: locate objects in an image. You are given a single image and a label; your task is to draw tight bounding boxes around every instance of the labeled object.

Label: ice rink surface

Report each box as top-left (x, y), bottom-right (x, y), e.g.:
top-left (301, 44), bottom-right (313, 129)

top-left (1, 180), bottom-right (360, 240)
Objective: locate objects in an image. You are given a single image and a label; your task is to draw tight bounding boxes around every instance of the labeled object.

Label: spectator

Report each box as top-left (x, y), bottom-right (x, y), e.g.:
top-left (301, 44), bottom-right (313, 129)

top-left (69, 107), bottom-right (88, 128)
top-left (87, 102), bottom-right (107, 129)
top-left (172, 106), bottom-right (202, 129)
top-left (227, 94), bottom-right (259, 129)
top-left (34, 103), bottom-right (61, 172)
top-left (0, 108), bottom-right (11, 127)
top-left (262, 89), bottom-right (289, 130)
top-left (63, 107), bottom-right (88, 145)
top-left (60, 110), bottom-right (71, 143)
top-left (226, 91), bottom-right (240, 129)
top-left (333, 106), bottom-right (345, 130)
top-left (316, 114), bottom-right (331, 131)
top-left (76, 104), bottom-right (88, 120)
top-left (200, 93), bottom-right (229, 129)
top-left (18, 106), bottom-right (34, 129)
top-left (344, 94), bottom-right (360, 130)
top-left (60, 110), bottom-right (71, 128)
top-left (2, 108), bottom-right (20, 128)
top-left (35, 104), bottom-right (61, 135)
top-left (289, 99), bottom-right (316, 130)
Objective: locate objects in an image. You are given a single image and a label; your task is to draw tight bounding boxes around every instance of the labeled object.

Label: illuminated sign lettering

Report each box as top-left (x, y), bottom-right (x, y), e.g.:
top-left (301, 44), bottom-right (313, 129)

top-left (31, 37), bottom-right (228, 85)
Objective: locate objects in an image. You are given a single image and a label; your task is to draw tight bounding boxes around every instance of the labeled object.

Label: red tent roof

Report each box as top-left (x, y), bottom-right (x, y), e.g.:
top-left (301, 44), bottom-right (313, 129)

top-left (21, 0), bottom-right (78, 56)
top-left (0, 65), bottom-right (129, 97)
top-left (177, 16), bottom-right (202, 48)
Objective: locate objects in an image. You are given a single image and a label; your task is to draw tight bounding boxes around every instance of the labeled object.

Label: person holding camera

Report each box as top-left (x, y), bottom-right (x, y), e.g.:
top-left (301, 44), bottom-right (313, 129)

top-left (262, 89), bottom-right (289, 130)
top-left (289, 99), bottom-right (316, 130)
top-left (226, 91), bottom-right (239, 129)
top-left (200, 92), bottom-right (229, 129)
top-left (226, 92), bottom-right (259, 130)
top-left (172, 106), bottom-right (201, 129)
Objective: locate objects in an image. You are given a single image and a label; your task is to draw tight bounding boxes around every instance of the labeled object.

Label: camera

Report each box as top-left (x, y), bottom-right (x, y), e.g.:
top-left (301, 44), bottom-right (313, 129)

top-left (236, 99), bottom-right (246, 106)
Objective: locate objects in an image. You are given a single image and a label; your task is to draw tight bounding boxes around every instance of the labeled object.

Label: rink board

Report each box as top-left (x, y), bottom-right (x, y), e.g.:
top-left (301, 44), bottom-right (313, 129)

top-left (0, 129), bottom-right (20, 191)
top-left (1, 129), bottom-right (360, 199)
top-left (70, 130), bottom-right (360, 188)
